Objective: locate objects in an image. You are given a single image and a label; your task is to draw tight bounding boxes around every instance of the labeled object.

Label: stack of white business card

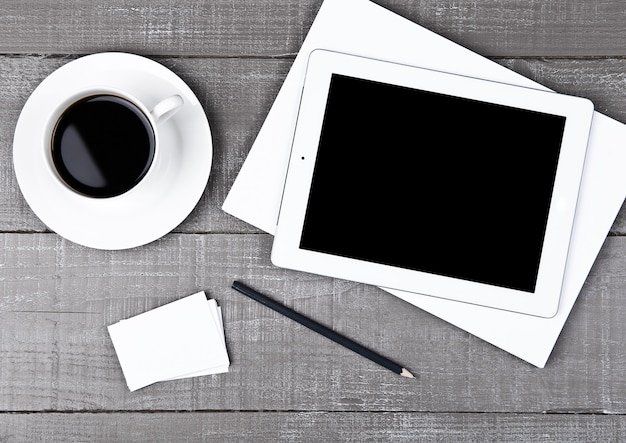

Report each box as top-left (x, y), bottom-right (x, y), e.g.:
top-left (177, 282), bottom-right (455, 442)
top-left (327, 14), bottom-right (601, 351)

top-left (108, 291), bottom-right (230, 392)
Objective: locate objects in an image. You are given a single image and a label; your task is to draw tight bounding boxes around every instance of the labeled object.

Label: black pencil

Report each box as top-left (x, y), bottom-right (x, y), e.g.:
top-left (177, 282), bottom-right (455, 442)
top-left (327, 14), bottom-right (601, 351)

top-left (231, 281), bottom-right (414, 379)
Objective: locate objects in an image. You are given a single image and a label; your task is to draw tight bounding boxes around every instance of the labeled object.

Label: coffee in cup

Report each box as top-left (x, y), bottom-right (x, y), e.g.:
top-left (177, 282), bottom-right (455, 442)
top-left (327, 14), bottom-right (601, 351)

top-left (49, 90), bottom-right (182, 198)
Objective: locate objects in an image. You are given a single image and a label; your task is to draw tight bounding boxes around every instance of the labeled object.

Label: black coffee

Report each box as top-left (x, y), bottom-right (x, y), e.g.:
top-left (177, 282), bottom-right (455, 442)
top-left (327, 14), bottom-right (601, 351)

top-left (51, 94), bottom-right (155, 198)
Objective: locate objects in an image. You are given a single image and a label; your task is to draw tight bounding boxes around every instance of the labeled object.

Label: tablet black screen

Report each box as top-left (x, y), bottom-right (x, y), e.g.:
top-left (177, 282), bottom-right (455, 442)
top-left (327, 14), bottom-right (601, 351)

top-left (299, 74), bottom-right (566, 293)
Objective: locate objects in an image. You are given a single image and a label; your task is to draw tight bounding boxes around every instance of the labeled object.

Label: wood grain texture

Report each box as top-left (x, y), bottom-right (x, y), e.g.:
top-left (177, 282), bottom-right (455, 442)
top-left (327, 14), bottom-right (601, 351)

top-left (2, 56), bottom-right (625, 234)
top-left (1, 233), bottom-right (625, 413)
top-left (1, 0), bottom-right (625, 438)
top-left (0, 412), bottom-right (625, 442)
top-left (0, 0), bottom-right (624, 57)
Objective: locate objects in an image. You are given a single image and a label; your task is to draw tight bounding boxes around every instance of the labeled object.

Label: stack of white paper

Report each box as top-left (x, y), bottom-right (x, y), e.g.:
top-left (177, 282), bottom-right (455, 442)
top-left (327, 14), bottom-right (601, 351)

top-left (108, 292), bottom-right (230, 391)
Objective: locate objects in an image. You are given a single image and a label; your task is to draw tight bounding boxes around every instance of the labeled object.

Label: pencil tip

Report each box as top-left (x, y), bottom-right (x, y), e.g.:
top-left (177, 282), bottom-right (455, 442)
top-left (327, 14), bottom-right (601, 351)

top-left (400, 368), bottom-right (415, 378)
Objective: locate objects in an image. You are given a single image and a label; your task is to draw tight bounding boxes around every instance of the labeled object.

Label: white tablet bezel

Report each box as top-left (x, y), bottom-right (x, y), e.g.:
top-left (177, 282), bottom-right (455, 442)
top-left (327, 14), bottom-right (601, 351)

top-left (272, 49), bottom-right (594, 318)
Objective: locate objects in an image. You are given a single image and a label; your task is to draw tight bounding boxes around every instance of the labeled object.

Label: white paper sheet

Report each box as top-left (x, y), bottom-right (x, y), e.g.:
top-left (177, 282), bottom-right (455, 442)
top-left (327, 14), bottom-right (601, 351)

top-left (108, 292), bottom-right (230, 391)
top-left (222, 0), bottom-right (626, 367)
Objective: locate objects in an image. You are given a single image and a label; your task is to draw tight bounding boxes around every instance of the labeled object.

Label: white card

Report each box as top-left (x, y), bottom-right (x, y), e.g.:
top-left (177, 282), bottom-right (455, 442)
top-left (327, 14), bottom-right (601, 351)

top-left (222, 0), bottom-right (626, 367)
top-left (108, 292), bottom-right (230, 391)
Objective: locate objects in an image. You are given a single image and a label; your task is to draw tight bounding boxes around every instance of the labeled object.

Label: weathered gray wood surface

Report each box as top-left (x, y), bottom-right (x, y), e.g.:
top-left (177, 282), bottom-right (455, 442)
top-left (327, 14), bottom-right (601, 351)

top-left (1, 412), bottom-right (625, 442)
top-left (1, 0), bottom-right (625, 441)
top-left (1, 233), bottom-right (626, 414)
top-left (0, 0), bottom-right (624, 57)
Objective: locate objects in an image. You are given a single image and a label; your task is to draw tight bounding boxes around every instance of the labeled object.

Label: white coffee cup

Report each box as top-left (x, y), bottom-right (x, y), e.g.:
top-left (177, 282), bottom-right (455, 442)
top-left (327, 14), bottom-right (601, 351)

top-left (45, 87), bottom-right (183, 199)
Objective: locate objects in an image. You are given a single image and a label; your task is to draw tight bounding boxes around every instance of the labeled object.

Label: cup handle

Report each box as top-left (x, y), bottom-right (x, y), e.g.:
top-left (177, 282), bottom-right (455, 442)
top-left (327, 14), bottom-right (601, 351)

top-left (150, 94), bottom-right (184, 124)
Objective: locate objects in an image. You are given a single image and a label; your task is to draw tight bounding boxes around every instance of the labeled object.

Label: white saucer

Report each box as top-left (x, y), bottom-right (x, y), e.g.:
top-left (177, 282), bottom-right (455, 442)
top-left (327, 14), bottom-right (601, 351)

top-left (13, 53), bottom-right (212, 250)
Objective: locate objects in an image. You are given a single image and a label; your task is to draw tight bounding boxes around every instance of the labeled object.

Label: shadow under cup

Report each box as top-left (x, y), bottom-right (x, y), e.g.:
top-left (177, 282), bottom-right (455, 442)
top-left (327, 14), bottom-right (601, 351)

top-left (51, 94), bottom-right (156, 198)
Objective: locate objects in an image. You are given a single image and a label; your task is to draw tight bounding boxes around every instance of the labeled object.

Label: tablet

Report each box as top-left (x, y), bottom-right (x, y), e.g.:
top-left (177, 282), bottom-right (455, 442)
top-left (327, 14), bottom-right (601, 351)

top-left (272, 49), bottom-right (594, 318)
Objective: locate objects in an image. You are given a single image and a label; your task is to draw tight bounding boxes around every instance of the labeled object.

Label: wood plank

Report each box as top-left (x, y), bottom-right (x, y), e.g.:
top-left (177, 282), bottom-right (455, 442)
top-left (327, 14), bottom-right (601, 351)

top-left (1, 233), bottom-right (625, 412)
top-left (2, 56), bottom-right (626, 234)
top-left (0, 412), bottom-right (624, 442)
top-left (0, 0), bottom-right (624, 57)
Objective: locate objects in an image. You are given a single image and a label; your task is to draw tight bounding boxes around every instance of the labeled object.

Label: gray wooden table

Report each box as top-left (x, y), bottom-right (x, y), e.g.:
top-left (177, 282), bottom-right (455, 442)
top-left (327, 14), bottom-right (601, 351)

top-left (1, 0), bottom-right (625, 441)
